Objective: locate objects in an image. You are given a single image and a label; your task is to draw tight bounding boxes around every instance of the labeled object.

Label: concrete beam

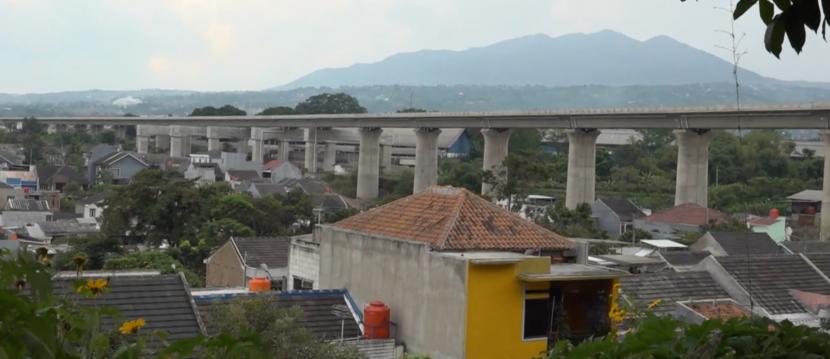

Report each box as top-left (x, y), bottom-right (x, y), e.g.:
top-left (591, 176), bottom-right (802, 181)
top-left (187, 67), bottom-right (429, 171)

top-left (136, 124), bottom-right (169, 137)
top-left (481, 128), bottom-right (511, 197)
top-left (822, 131), bottom-right (830, 241)
top-left (674, 129), bottom-right (715, 207)
top-left (357, 128), bottom-right (382, 201)
top-left (565, 129), bottom-right (600, 209)
top-left (12, 106), bottom-right (830, 129)
top-left (414, 128), bottom-right (441, 193)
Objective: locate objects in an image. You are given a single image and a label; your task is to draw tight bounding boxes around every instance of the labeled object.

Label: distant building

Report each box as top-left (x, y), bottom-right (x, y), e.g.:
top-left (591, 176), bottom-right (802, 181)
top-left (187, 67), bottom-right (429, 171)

top-left (620, 271), bottom-right (729, 316)
top-left (747, 215), bottom-right (788, 242)
top-left (0, 164), bottom-right (38, 192)
top-left (262, 159), bottom-right (302, 182)
top-left (0, 198), bottom-right (51, 228)
top-left (205, 237), bottom-right (291, 289)
top-left (634, 203), bottom-right (728, 239)
top-left (73, 191), bottom-right (110, 220)
top-left (592, 198), bottom-right (646, 236)
top-left (88, 151), bottom-right (150, 185)
top-left (689, 232), bottom-right (785, 257)
top-left (37, 165), bottom-right (85, 192)
top-left (0, 182), bottom-right (26, 210)
top-left (184, 162), bottom-right (223, 186)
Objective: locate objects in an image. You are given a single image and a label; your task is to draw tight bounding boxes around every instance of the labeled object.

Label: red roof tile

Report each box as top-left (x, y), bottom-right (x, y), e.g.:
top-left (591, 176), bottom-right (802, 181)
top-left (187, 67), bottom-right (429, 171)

top-left (643, 203), bottom-right (728, 226)
top-left (748, 216), bottom-right (779, 226)
top-left (332, 186), bottom-right (574, 251)
top-left (687, 301), bottom-right (750, 320)
top-left (263, 160), bottom-right (286, 170)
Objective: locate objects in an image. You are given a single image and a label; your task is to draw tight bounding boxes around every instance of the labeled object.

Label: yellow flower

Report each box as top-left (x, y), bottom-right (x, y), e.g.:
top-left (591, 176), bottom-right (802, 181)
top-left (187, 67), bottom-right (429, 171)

top-left (87, 278), bottom-right (108, 294)
top-left (119, 318), bottom-right (146, 335)
top-left (647, 298), bottom-right (663, 309)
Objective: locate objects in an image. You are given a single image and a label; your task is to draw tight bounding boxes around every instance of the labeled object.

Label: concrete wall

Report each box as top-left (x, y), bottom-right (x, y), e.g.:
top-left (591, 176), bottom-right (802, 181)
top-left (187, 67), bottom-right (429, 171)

top-left (591, 200), bottom-right (623, 237)
top-left (288, 235), bottom-right (320, 290)
top-left (317, 226), bottom-right (467, 359)
top-left (206, 240), bottom-right (245, 288)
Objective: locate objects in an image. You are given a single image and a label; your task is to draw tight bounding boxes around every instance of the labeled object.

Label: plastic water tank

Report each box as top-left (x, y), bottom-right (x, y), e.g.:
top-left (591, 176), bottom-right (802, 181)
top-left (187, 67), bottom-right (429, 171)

top-left (363, 300), bottom-right (391, 339)
top-left (769, 208), bottom-right (780, 219)
top-left (248, 277), bottom-right (270, 292)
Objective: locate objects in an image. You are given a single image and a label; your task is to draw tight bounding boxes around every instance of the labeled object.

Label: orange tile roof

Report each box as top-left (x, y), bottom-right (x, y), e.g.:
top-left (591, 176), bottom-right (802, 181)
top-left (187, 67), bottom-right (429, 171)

top-left (687, 301), bottom-right (750, 320)
top-left (332, 186), bottom-right (574, 251)
top-left (643, 203), bottom-right (728, 226)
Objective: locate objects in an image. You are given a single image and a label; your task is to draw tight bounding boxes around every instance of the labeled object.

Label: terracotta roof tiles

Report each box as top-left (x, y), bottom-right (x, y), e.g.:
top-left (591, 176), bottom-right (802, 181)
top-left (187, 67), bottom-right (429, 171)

top-left (333, 186), bottom-right (574, 251)
top-left (642, 203), bottom-right (728, 226)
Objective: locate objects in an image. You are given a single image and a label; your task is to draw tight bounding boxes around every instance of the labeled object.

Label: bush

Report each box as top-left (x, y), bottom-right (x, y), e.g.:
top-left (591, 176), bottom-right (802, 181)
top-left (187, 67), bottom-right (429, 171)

top-left (103, 251), bottom-right (204, 287)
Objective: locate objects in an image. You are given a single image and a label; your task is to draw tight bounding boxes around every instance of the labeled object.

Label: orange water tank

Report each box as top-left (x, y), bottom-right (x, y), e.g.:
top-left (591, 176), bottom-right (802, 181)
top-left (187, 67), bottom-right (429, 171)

top-left (769, 208), bottom-right (780, 219)
top-left (248, 277), bottom-right (270, 292)
top-left (363, 300), bottom-right (390, 339)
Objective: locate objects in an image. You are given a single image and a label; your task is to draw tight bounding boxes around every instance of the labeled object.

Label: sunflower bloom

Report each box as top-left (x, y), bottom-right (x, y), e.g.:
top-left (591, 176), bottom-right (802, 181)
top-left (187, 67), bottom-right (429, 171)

top-left (647, 298), bottom-right (663, 310)
top-left (119, 318), bottom-right (146, 335)
top-left (80, 278), bottom-right (109, 295)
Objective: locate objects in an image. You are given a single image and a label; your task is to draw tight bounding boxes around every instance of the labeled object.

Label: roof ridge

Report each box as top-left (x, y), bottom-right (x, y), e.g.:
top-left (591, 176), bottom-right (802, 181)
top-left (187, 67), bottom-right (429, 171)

top-left (435, 186), bottom-right (467, 250)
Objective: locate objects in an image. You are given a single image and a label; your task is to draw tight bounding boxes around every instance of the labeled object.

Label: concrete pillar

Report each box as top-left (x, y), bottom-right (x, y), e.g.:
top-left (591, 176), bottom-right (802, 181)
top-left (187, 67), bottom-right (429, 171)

top-left (277, 140), bottom-right (291, 162)
top-left (380, 144), bottom-right (393, 174)
top-left (357, 128), bottom-right (383, 201)
top-left (237, 138), bottom-right (250, 155)
top-left (481, 128), bottom-right (511, 197)
top-left (251, 139), bottom-right (264, 162)
top-left (155, 135), bottom-right (170, 151)
top-left (821, 131), bottom-right (830, 240)
top-left (304, 128), bottom-right (317, 173)
top-left (323, 141), bottom-right (337, 172)
top-left (674, 129), bottom-right (715, 207)
top-left (114, 125), bottom-right (129, 140)
top-left (208, 138), bottom-right (222, 152)
top-left (170, 136), bottom-right (191, 158)
top-left (413, 128), bottom-right (441, 193)
top-left (565, 129), bottom-right (600, 209)
top-left (136, 136), bottom-right (150, 154)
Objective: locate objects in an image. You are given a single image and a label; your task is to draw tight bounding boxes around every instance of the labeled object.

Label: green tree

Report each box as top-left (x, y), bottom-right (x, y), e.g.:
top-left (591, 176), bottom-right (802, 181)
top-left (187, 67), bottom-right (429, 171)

top-left (683, 0), bottom-right (829, 57)
top-left (396, 107), bottom-right (428, 113)
top-left (103, 250), bottom-right (204, 287)
top-left (539, 203), bottom-right (608, 239)
top-left (258, 106), bottom-right (296, 115)
top-left (190, 105), bottom-right (247, 116)
top-left (294, 93), bottom-right (367, 114)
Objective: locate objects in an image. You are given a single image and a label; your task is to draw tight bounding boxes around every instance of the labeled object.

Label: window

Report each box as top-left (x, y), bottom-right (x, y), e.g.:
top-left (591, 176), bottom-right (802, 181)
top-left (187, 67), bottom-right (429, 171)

top-left (523, 289), bottom-right (552, 339)
top-left (270, 279), bottom-right (284, 291)
top-left (293, 277), bottom-right (313, 290)
top-left (88, 208), bottom-right (96, 218)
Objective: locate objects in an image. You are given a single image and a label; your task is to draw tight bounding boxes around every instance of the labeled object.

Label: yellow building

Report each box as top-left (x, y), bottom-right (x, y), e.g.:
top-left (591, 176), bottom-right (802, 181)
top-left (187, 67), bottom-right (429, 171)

top-left (318, 187), bottom-right (628, 358)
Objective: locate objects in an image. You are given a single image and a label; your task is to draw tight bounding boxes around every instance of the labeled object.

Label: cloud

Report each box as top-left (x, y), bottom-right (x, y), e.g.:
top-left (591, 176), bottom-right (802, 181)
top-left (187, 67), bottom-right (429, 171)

top-left (147, 55), bottom-right (172, 74)
top-left (205, 23), bottom-right (234, 56)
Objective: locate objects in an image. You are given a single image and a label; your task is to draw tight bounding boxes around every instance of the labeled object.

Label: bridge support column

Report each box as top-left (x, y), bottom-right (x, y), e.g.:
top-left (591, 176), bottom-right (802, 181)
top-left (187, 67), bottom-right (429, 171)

top-left (821, 131), bottom-right (830, 241)
top-left (674, 129), bottom-right (714, 207)
top-left (304, 128), bottom-right (317, 173)
top-left (155, 135), bottom-right (170, 151)
top-left (169, 136), bottom-right (191, 158)
top-left (136, 136), bottom-right (150, 154)
top-left (414, 128), bottom-right (441, 193)
top-left (380, 144), bottom-right (393, 174)
top-left (277, 140), bottom-right (291, 162)
top-left (323, 141), bottom-right (337, 172)
top-left (250, 127), bottom-right (265, 162)
top-left (357, 128), bottom-right (382, 201)
top-left (208, 137), bottom-right (222, 152)
top-left (481, 128), bottom-right (511, 197)
top-left (565, 129), bottom-right (600, 209)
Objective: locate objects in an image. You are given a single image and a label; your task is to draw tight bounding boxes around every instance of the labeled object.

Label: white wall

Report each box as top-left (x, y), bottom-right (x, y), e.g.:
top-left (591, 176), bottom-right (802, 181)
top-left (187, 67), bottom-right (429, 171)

top-left (288, 235), bottom-right (320, 290)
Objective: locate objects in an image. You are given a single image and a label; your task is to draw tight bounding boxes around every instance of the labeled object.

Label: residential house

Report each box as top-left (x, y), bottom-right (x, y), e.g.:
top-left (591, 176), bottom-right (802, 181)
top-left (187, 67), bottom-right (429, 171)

top-left (205, 237), bottom-right (291, 289)
top-left (274, 177), bottom-right (352, 213)
top-left (697, 254), bottom-right (830, 326)
top-left (781, 240), bottom-right (830, 254)
top-left (787, 189), bottom-right (822, 215)
top-left (90, 151), bottom-right (150, 185)
top-left (619, 271), bottom-right (730, 316)
top-left (592, 198), bottom-right (646, 236)
top-left (0, 182), bottom-right (26, 210)
top-left (52, 272), bottom-right (204, 347)
top-left (633, 203), bottom-right (728, 239)
top-left (287, 234), bottom-right (319, 290)
top-left (589, 254), bottom-right (666, 274)
top-left (0, 199), bottom-right (51, 228)
top-left (689, 232), bottom-right (785, 257)
top-left (184, 162), bottom-right (223, 186)
top-left (225, 169), bottom-right (261, 190)
top-left (84, 144), bottom-right (119, 184)
top-left (0, 146), bottom-right (23, 169)
top-left (0, 164), bottom-right (38, 192)
top-left (747, 214), bottom-right (788, 242)
top-left (263, 159), bottom-right (302, 182)
top-left (73, 192), bottom-right (110, 220)
top-left (24, 219), bottom-right (99, 242)
top-left (319, 186), bottom-right (628, 358)
top-left (37, 165), bottom-right (85, 192)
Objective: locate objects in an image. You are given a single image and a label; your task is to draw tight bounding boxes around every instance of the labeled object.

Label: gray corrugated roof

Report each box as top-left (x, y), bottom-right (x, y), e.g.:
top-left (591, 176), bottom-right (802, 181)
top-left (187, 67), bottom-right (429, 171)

top-left (804, 253), bottom-right (830, 276)
top-left (660, 251), bottom-right (711, 266)
top-left (782, 241), bottom-right (830, 254)
top-left (598, 198), bottom-right (644, 222)
top-left (6, 199), bottom-right (49, 211)
top-left (194, 290), bottom-right (362, 339)
top-left (787, 189), bottom-right (822, 202)
top-left (717, 255), bottom-right (830, 315)
top-left (709, 232), bottom-right (784, 256)
top-left (52, 274), bottom-right (203, 345)
top-left (38, 220), bottom-right (99, 236)
top-left (619, 271), bottom-right (728, 315)
top-left (233, 237), bottom-right (291, 269)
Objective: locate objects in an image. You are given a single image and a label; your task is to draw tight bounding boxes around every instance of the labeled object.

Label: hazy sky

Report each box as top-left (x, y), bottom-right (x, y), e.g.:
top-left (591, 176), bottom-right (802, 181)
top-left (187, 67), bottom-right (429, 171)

top-left (1, 0), bottom-right (828, 93)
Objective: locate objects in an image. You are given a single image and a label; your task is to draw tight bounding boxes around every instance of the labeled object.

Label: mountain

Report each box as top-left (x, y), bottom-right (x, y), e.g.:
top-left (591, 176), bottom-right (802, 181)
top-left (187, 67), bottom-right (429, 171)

top-left (279, 30), bottom-right (770, 89)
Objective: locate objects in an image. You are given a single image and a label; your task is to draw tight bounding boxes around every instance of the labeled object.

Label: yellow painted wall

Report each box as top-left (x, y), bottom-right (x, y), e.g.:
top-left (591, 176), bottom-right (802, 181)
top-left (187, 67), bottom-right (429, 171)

top-left (465, 258), bottom-right (550, 359)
